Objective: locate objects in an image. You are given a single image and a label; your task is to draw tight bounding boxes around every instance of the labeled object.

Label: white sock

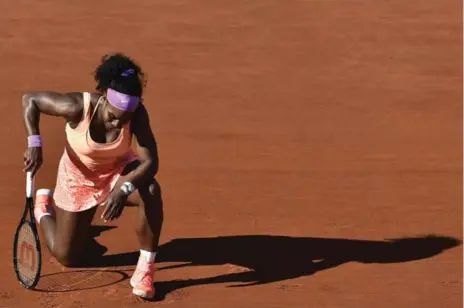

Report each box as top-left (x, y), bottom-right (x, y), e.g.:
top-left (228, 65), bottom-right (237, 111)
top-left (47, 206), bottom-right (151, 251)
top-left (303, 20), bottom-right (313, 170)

top-left (36, 188), bottom-right (53, 197)
top-left (35, 188), bottom-right (54, 224)
top-left (140, 249), bottom-right (156, 263)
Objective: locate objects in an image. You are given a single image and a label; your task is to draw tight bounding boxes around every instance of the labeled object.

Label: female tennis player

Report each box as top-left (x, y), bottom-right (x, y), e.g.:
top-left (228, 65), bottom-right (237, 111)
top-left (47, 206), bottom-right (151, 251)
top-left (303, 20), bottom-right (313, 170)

top-left (21, 53), bottom-right (163, 299)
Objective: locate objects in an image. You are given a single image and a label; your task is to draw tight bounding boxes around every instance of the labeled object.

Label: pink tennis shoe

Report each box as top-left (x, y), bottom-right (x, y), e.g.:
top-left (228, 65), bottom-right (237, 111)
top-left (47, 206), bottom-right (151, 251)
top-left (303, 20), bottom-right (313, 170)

top-left (130, 257), bottom-right (156, 299)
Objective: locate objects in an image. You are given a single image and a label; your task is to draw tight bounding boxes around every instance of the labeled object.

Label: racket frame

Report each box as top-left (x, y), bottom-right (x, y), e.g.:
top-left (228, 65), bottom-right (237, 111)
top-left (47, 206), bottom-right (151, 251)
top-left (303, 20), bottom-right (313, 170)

top-left (13, 172), bottom-right (42, 289)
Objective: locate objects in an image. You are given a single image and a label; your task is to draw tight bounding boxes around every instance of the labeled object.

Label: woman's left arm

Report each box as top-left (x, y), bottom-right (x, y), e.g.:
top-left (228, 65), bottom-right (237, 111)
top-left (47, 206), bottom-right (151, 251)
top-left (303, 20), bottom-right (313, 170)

top-left (123, 105), bottom-right (159, 188)
top-left (102, 105), bottom-right (159, 222)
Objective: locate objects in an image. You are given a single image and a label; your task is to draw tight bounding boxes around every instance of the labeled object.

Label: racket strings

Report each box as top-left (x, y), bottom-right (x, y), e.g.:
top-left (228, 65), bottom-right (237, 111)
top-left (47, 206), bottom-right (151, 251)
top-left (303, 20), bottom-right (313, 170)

top-left (15, 223), bottom-right (40, 287)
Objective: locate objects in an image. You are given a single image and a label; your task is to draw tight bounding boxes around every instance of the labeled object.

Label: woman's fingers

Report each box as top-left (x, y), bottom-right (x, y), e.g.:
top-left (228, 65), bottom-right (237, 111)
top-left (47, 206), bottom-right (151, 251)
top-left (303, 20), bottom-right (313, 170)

top-left (31, 164), bottom-right (38, 177)
top-left (108, 203), bottom-right (124, 222)
top-left (101, 203), bottom-right (111, 221)
top-left (23, 159), bottom-right (33, 172)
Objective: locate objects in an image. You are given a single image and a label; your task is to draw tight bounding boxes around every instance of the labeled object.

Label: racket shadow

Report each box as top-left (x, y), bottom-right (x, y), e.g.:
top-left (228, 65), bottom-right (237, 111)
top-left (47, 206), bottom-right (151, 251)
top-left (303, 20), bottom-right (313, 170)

top-left (34, 269), bottom-right (129, 293)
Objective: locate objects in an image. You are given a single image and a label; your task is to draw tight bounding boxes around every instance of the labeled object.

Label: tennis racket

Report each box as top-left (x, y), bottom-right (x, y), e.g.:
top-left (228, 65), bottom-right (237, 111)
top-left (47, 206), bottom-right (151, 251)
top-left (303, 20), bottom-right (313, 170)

top-left (13, 171), bottom-right (42, 289)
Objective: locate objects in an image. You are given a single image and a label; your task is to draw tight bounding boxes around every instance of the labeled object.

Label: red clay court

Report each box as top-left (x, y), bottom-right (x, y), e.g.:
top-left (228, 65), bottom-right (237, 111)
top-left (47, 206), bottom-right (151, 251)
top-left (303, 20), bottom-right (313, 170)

top-left (0, 0), bottom-right (462, 307)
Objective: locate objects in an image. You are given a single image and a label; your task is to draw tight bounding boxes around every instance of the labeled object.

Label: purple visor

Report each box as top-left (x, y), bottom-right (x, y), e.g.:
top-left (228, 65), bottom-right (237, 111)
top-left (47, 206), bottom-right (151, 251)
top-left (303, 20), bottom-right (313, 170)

top-left (106, 88), bottom-right (140, 112)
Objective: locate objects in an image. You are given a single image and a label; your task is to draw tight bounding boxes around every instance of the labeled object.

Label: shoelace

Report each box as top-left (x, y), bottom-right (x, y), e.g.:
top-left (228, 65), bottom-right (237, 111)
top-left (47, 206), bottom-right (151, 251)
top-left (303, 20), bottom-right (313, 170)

top-left (135, 263), bottom-right (155, 285)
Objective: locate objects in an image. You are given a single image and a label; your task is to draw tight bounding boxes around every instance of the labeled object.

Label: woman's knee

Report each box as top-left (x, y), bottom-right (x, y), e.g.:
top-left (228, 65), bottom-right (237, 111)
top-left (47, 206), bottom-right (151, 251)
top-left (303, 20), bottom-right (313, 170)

top-left (138, 180), bottom-right (163, 217)
top-left (144, 178), bottom-right (161, 197)
top-left (134, 178), bottom-right (162, 203)
top-left (53, 247), bottom-right (79, 267)
top-left (148, 181), bottom-right (160, 196)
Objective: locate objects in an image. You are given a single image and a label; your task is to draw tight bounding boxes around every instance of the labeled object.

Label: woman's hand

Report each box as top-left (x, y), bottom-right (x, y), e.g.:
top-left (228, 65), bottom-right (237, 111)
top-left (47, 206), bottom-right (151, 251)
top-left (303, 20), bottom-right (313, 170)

top-left (23, 147), bottom-right (43, 177)
top-left (101, 188), bottom-right (128, 222)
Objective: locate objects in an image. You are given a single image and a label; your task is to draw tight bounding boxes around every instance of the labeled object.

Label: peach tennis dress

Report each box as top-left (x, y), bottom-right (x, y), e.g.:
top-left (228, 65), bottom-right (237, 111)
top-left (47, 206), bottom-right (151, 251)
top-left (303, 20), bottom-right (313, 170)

top-left (53, 92), bottom-right (138, 212)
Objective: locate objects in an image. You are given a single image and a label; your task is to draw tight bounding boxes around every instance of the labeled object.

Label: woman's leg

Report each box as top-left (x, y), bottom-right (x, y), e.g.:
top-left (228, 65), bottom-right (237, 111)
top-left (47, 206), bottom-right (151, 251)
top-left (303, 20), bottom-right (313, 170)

top-left (119, 161), bottom-right (164, 253)
top-left (131, 179), bottom-right (164, 252)
top-left (35, 192), bottom-right (98, 267)
top-left (129, 179), bottom-right (163, 299)
top-left (117, 160), bottom-right (164, 299)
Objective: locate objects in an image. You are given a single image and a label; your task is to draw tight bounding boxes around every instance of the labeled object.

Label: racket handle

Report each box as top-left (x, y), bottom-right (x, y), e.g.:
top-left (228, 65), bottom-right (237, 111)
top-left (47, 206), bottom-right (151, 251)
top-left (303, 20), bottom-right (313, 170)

top-left (26, 171), bottom-right (34, 198)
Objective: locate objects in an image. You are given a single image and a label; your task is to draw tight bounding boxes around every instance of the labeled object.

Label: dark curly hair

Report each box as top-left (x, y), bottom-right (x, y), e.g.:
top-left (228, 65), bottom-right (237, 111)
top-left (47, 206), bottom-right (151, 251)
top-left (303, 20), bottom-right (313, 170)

top-left (94, 53), bottom-right (146, 97)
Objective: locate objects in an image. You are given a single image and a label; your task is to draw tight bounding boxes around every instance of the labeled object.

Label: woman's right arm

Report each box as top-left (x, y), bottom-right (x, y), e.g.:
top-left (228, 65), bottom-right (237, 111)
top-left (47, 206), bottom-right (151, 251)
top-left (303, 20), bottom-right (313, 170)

top-left (22, 91), bottom-right (84, 176)
top-left (22, 91), bottom-right (84, 135)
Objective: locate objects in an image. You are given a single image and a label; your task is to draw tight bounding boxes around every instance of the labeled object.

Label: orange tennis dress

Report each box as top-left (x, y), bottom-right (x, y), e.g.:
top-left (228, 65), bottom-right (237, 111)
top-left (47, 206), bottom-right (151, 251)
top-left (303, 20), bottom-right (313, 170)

top-left (53, 92), bottom-right (138, 212)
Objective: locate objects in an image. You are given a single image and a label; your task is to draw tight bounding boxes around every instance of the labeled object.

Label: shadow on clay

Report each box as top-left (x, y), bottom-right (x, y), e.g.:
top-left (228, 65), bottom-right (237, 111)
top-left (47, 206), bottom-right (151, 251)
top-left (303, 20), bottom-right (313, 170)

top-left (34, 269), bottom-right (128, 293)
top-left (81, 231), bottom-right (461, 301)
top-left (33, 226), bottom-right (125, 292)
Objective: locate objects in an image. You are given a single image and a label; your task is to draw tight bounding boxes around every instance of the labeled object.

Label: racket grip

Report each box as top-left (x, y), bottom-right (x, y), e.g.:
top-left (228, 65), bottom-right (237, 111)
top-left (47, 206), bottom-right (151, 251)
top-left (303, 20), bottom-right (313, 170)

top-left (26, 171), bottom-right (34, 198)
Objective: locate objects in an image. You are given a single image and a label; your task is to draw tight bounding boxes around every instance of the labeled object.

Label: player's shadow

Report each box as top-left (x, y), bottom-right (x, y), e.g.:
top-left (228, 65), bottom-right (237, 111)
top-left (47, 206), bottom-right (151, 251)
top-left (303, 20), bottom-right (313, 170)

top-left (84, 225), bottom-right (117, 258)
top-left (85, 233), bottom-right (461, 301)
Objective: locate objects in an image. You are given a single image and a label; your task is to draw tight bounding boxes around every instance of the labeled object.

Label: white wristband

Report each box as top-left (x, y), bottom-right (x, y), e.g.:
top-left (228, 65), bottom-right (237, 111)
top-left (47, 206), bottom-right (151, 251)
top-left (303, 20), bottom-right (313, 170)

top-left (120, 182), bottom-right (136, 196)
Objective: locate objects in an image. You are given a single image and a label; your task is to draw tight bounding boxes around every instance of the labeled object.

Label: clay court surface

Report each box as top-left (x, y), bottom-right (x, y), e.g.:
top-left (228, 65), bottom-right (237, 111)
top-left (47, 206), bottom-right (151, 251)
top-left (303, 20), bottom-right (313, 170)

top-left (0, 0), bottom-right (462, 307)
